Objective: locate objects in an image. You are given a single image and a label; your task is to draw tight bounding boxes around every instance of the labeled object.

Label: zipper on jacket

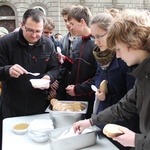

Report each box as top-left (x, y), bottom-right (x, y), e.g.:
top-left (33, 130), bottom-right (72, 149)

top-left (75, 41), bottom-right (85, 84)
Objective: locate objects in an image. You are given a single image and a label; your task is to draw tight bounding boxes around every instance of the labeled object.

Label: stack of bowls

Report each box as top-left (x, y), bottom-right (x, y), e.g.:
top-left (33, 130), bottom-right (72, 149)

top-left (28, 119), bottom-right (53, 142)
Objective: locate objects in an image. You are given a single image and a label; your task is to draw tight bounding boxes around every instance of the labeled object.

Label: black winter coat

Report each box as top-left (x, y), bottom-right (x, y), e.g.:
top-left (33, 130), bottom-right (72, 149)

top-left (63, 34), bottom-right (97, 118)
top-left (0, 29), bottom-right (59, 116)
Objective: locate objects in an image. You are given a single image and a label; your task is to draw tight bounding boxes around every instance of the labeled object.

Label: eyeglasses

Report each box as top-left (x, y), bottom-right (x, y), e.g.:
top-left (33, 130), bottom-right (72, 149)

top-left (91, 32), bottom-right (107, 40)
top-left (24, 26), bottom-right (43, 34)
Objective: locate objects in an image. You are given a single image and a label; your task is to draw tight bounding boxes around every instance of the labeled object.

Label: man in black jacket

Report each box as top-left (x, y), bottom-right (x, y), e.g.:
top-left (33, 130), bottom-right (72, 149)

top-left (58, 5), bottom-right (97, 118)
top-left (0, 9), bottom-right (59, 150)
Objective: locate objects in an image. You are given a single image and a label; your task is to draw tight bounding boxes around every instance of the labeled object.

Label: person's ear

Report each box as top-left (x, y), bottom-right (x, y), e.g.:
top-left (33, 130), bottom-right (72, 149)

top-left (80, 18), bottom-right (85, 25)
top-left (20, 22), bottom-right (23, 28)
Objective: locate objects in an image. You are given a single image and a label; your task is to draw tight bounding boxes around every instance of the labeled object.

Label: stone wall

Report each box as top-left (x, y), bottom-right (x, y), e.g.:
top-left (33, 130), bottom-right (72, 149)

top-left (0, 0), bottom-right (150, 34)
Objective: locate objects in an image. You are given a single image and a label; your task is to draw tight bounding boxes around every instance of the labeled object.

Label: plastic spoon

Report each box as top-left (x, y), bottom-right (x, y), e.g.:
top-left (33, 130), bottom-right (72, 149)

top-left (91, 85), bottom-right (100, 114)
top-left (57, 47), bottom-right (64, 64)
top-left (91, 85), bottom-right (98, 92)
top-left (57, 47), bottom-right (61, 53)
top-left (28, 72), bottom-right (40, 76)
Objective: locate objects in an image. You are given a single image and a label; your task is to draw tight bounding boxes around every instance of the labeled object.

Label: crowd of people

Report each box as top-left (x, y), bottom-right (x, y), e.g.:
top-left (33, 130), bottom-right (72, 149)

top-left (0, 5), bottom-right (150, 150)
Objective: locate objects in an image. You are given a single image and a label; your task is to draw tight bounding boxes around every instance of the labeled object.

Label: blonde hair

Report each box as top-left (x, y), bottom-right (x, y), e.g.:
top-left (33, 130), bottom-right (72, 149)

top-left (107, 9), bottom-right (150, 52)
top-left (44, 17), bottom-right (55, 30)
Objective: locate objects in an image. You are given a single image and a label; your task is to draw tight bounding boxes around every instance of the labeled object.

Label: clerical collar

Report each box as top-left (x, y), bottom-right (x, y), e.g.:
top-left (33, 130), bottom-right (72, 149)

top-left (29, 43), bottom-right (34, 46)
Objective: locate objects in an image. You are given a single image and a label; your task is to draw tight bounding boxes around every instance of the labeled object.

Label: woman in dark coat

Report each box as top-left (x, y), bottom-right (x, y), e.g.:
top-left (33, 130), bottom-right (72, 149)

top-left (94, 57), bottom-right (134, 113)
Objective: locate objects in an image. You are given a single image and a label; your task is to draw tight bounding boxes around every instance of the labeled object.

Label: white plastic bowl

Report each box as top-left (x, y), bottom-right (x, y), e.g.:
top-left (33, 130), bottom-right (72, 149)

top-left (12, 123), bottom-right (29, 135)
top-left (30, 79), bottom-right (50, 88)
top-left (28, 131), bottom-right (49, 142)
top-left (28, 119), bottom-right (53, 143)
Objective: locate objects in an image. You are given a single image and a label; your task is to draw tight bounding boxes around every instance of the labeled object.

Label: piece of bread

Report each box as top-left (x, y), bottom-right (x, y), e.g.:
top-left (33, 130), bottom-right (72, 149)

top-left (72, 102), bottom-right (82, 112)
top-left (60, 104), bottom-right (74, 111)
top-left (50, 98), bottom-right (58, 106)
top-left (50, 99), bottom-right (82, 112)
top-left (103, 124), bottom-right (124, 138)
top-left (53, 101), bottom-right (62, 111)
top-left (99, 80), bottom-right (108, 94)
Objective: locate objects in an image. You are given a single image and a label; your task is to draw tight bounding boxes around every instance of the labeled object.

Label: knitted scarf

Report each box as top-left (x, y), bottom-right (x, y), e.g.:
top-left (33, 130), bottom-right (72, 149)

top-left (93, 46), bottom-right (115, 66)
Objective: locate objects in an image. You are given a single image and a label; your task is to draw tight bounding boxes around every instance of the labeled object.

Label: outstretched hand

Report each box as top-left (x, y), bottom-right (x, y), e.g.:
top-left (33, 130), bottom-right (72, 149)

top-left (66, 85), bottom-right (75, 96)
top-left (73, 119), bottom-right (91, 134)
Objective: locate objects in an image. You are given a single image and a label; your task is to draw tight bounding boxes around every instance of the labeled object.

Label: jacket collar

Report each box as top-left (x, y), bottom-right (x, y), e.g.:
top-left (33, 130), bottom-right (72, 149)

top-left (17, 28), bottom-right (45, 47)
top-left (106, 56), bottom-right (120, 71)
top-left (82, 33), bottom-right (91, 40)
top-left (131, 54), bottom-right (150, 80)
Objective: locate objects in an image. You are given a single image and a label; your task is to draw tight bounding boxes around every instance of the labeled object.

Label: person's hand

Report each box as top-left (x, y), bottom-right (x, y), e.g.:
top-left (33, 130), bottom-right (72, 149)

top-left (51, 80), bottom-right (59, 90)
top-left (112, 126), bottom-right (135, 147)
top-left (9, 64), bottom-right (27, 78)
top-left (95, 90), bottom-right (106, 101)
top-left (49, 80), bottom-right (59, 99)
top-left (73, 119), bottom-right (91, 134)
top-left (40, 75), bottom-right (50, 90)
top-left (57, 52), bottom-right (65, 63)
top-left (66, 85), bottom-right (75, 96)
top-left (49, 89), bottom-right (57, 99)
top-left (42, 75), bottom-right (50, 80)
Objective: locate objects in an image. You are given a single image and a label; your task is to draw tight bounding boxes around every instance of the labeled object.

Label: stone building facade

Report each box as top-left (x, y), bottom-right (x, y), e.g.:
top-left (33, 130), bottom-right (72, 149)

top-left (0, 0), bottom-right (150, 34)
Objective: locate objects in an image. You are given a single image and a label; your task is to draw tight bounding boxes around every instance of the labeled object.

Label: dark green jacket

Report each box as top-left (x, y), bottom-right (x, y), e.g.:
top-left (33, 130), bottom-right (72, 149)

top-left (92, 54), bottom-right (150, 150)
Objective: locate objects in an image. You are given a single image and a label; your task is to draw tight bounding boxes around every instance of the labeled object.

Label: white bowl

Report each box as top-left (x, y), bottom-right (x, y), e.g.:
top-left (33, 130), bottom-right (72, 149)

top-left (29, 132), bottom-right (49, 142)
top-left (28, 119), bottom-right (53, 131)
top-left (30, 79), bottom-right (50, 88)
top-left (28, 119), bottom-right (53, 143)
top-left (12, 123), bottom-right (29, 135)
top-left (28, 130), bottom-right (49, 142)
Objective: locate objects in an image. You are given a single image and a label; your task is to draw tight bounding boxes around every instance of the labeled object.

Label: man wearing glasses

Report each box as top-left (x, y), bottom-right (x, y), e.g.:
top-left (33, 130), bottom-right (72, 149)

top-left (0, 9), bottom-right (59, 149)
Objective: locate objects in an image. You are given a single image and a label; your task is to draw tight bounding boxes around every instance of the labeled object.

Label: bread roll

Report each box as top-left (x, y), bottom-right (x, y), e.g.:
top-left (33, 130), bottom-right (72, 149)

top-left (99, 80), bottom-right (108, 94)
top-left (73, 102), bottom-right (82, 111)
top-left (50, 98), bottom-right (58, 106)
top-left (53, 101), bottom-right (62, 111)
top-left (50, 99), bottom-right (82, 112)
top-left (103, 124), bottom-right (124, 138)
top-left (60, 103), bottom-right (74, 111)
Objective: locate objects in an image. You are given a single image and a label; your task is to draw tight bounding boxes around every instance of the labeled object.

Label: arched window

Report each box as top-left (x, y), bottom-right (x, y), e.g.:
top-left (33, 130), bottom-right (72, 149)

top-left (33, 6), bottom-right (46, 15)
top-left (0, 5), bottom-right (15, 32)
